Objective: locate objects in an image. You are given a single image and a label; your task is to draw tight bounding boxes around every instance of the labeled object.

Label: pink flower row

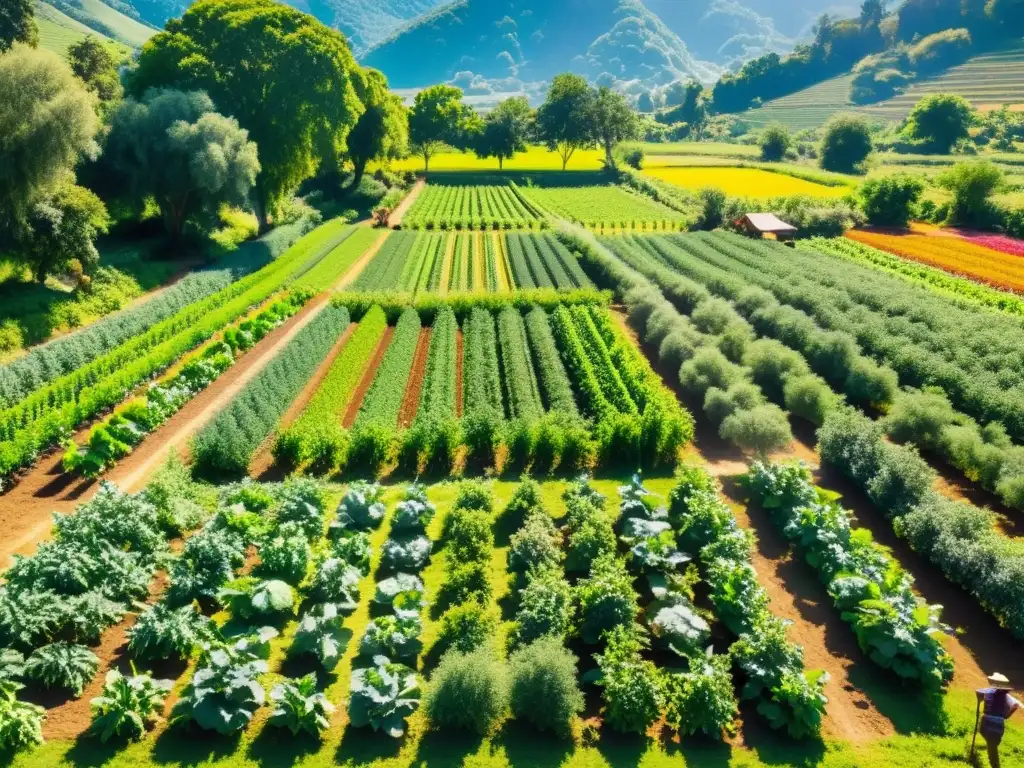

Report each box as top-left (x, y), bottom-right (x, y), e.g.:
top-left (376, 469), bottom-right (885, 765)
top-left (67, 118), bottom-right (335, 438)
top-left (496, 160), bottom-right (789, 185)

top-left (954, 231), bottom-right (1024, 258)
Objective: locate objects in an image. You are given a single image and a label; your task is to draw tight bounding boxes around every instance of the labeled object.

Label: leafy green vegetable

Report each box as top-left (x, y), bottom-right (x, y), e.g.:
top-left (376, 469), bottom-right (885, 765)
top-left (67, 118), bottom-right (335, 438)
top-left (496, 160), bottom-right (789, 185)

top-left (291, 604), bottom-right (350, 670)
top-left (269, 673), bottom-right (335, 737)
top-left (88, 670), bottom-right (172, 742)
top-left (25, 643), bottom-right (99, 697)
top-left (348, 657), bottom-right (420, 738)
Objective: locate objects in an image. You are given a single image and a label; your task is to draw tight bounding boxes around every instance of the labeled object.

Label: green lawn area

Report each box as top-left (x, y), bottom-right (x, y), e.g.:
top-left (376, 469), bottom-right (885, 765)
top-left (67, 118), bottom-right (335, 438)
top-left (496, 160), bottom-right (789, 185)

top-left (11, 476), bottom-right (1021, 768)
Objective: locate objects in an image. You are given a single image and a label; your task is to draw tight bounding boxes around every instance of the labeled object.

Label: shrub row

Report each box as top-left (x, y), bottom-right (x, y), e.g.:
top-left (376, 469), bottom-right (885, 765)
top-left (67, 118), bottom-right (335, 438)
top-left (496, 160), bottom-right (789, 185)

top-left (191, 305), bottom-right (350, 479)
top-left (818, 407), bottom-right (1024, 639)
top-left (743, 461), bottom-right (953, 686)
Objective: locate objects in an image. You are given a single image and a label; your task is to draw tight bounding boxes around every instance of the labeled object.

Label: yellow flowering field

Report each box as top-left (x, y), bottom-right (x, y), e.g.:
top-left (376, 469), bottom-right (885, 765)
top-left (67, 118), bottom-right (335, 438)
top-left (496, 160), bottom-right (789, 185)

top-left (376, 147), bottom-right (605, 172)
top-left (643, 166), bottom-right (851, 198)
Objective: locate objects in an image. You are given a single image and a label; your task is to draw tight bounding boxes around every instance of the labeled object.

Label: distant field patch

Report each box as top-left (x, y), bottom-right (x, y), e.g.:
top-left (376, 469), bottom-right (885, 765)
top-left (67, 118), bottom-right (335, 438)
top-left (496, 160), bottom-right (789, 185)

top-left (643, 166), bottom-right (849, 198)
top-left (378, 147), bottom-right (604, 173)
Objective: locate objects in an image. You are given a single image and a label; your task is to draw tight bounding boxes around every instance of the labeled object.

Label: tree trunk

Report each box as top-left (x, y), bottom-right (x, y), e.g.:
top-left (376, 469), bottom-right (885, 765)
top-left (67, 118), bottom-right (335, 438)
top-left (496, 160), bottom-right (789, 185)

top-left (605, 142), bottom-right (615, 169)
top-left (498, 156), bottom-right (503, 170)
top-left (254, 191), bottom-right (271, 235)
top-left (347, 161), bottom-right (367, 192)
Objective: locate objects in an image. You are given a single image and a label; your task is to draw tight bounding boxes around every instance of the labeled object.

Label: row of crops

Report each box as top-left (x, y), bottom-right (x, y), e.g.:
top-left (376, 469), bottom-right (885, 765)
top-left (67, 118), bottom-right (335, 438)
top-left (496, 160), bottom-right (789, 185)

top-left (576, 230), bottom-right (1024, 641)
top-left (0, 219), bottom-right (363, 488)
top-left (0, 458), bottom-right (962, 756)
top-left (401, 184), bottom-right (545, 231)
top-left (352, 232), bottom-right (591, 294)
top-left (271, 300), bottom-right (693, 479)
top-left (518, 183), bottom-right (688, 231)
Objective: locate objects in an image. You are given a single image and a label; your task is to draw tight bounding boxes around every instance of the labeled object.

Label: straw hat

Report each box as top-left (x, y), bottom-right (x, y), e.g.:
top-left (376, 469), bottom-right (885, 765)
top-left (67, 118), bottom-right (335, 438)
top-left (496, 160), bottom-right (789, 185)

top-left (988, 673), bottom-right (1012, 689)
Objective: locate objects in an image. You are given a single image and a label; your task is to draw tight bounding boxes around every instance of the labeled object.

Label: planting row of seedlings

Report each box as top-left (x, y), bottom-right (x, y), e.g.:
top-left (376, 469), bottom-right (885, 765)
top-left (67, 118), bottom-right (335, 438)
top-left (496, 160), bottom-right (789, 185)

top-left (63, 292), bottom-right (312, 477)
top-left (575, 230), bottom-right (1024, 642)
top-left (0, 218), bottom-right (356, 486)
top-left (0, 217), bottom-right (320, 409)
top-left (190, 305), bottom-right (352, 480)
top-left (401, 184), bottom-right (545, 231)
top-left (291, 227), bottom-right (382, 293)
top-left (645, 231), bottom-right (1024, 514)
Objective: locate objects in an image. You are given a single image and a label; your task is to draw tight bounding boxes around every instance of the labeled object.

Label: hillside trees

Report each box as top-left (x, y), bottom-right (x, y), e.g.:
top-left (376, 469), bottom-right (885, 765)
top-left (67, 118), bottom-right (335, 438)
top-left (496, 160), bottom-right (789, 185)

top-left (345, 69), bottom-right (407, 189)
top-left (591, 87), bottom-right (639, 169)
top-left (475, 96), bottom-right (533, 170)
top-left (104, 89), bottom-right (260, 243)
top-left (937, 161), bottom-right (1003, 226)
top-left (0, 0), bottom-right (37, 52)
top-left (68, 37), bottom-right (123, 105)
top-left (537, 73), bottom-right (595, 171)
top-left (408, 84), bottom-right (478, 173)
top-left (130, 0), bottom-right (366, 231)
top-left (759, 123), bottom-right (791, 162)
top-left (657, 80), bottom-right (709, 138)
top-left (0, 44), bottom-right (107, 282)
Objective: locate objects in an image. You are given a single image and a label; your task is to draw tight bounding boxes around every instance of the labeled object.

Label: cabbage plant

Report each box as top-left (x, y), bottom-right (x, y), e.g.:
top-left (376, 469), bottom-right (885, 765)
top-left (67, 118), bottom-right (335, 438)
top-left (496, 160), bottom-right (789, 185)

top-left (348, 657), bottom-right (419, 738)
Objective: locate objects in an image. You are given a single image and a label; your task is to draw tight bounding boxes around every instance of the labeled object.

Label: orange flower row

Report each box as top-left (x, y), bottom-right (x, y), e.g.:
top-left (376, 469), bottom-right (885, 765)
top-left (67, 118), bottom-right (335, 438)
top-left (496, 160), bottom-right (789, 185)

top-left (845, 230), bottom-right (1024, 294)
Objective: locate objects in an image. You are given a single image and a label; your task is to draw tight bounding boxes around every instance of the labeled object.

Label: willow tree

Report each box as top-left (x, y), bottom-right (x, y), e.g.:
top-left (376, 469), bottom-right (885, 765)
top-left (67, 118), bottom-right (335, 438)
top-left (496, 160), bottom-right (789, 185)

top-left (130, 0), bottom-right (366, 231)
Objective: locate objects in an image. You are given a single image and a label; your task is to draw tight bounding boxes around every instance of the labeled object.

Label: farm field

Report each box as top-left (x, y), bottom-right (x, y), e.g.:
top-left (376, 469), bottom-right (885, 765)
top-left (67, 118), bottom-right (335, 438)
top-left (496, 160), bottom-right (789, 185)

top-left (844, 228), bottom-right (1024, 293)
top-left (33, 1), bottom-right (110, 55)
top-left (400, 182), bottom-right (544, 230)
top-left (642, 166), bottom-right (851, 199)
top-left (376, 147), bottom-right (606, 173)
top-left (518, 183), bottom-right (687, 229)
top-left (351, 231), bottom-right (592, 293)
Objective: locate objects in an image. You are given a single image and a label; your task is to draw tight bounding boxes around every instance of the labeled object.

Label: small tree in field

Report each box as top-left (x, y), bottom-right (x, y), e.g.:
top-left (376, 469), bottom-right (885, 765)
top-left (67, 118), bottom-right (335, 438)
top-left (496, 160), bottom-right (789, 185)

top-left (591, 87), bottom-right (639, 169)
top-left (858, 174), bottom-right (924, 228)
top-left (475, 96), bottom-right (532, 170)
top-left (759, 123), bottom-right (791, 162)
top-left (903, 93), bottom-right (976, 154)
top-left (819, 114), bottom-right (873, 174)
top-left (537, 73), bottom-right (595, 171)
top-left (937, 161), bottom-right (1003, 227)
top-left (408, 84), bottom-right (477, 173)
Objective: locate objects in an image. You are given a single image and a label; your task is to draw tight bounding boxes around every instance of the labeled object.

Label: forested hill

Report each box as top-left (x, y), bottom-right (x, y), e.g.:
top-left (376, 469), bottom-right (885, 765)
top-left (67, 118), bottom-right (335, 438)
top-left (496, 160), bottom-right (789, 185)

top-left (362, 0), bottom-right (728, 96)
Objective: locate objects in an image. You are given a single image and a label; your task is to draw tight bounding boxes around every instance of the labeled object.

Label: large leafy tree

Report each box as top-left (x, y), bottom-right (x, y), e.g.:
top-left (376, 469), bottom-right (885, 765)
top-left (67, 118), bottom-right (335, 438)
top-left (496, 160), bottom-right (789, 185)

top-left (591, 87), bottom-right (638, 169)
top-left (0, 44), bottom-right (105, 281)
top-left (536, 74), bottom-right (595, 171)
top-left (68, 37), bottom-right (123, 105)
top-left (474, 96), bottom-right (532, 170)
top-left (819, 113), bottom-right (873, 173)
top-left (903, 93), bottom-right (976, 154)
top-left (345, 69), bottom-right (407, 189)
top-left (0, 0), bottom-right (37, 52)
top-left (408, 84), bottom-right (476, 172)
top-left (130, 0), bottom-right (366, 231)
top-left (104, 89), bottom-right (260, 243)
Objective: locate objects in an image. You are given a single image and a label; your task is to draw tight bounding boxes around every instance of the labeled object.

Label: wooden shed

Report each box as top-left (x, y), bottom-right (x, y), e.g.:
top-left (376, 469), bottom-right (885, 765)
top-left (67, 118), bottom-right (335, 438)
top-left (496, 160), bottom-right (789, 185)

top-left (735, 213), bottom-right (798, 242)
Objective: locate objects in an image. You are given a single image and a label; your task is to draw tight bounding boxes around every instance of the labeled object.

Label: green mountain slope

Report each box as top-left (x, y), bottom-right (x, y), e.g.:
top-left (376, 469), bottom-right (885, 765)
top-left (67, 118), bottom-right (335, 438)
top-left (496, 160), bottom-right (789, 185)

top-left (362, 0), bottom-right (723, 95)
top-left (35, 0), bottom-right (110, 54)
top-left (737, 41), bottom-right (1024, 130)
top-left (41, 0), bottom-right (157, 48)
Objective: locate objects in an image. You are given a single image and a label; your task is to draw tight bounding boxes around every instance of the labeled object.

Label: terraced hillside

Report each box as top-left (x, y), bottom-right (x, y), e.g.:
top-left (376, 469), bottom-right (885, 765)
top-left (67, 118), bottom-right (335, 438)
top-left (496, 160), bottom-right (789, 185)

top-left (35, 0), bottom-right (155, 52)
top-left (738, 43), bottom-right (1024, 130)
top-left (33, 0), bottom-right (110, 54)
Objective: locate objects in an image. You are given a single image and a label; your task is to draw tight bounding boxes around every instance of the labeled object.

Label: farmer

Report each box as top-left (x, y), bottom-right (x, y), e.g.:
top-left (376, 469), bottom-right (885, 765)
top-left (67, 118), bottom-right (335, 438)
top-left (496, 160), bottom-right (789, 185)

top-left (976, 673), bottom-right (1021, 768)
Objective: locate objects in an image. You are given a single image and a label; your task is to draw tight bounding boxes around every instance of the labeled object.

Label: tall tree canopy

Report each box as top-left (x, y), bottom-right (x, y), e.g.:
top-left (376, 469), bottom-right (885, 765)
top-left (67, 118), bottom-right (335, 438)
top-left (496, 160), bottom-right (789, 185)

top-left (407, 84), bottom-right (476, 172)
top-left (105, 89), bottom-right (260, 243)
top-left (591, 87), bottom-right (637, 168)
top-left (474, 96), bottom-right (532, 170)
top-left (68, 37), bottom-right (123, 105)
top-left (345, 68), bottom-right (407, 188)
top-left (536, 73), bottom-right (595, 171)
top-left (0, 0), bottom-right (37, 52)
top-left (130, 0), bottom-right (366, 230)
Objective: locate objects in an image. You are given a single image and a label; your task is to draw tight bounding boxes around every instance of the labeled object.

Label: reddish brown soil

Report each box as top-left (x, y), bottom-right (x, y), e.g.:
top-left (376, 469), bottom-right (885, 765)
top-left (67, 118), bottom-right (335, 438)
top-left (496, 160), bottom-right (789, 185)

top-left (398, 328), bottom-right (431, 428)
top-left (343, 327), bottom-right (394, 428)
top-left (455, 329), bottom-right (464, 418)
top-left (0, 298), bottom-right (331, 568)
top-left (388, 179), bottom-right (426, 229)
top-left (249, 322), bottom-right (357, 478)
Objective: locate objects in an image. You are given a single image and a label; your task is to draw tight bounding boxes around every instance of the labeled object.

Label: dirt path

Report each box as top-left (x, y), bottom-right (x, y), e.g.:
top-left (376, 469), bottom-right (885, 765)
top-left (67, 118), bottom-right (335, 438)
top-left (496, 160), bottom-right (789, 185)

top-left (343, 328), bottom-right (393, 428)
top-left (398, 329), bottom-right (431, 428)
top-left (389, 179), bottom-right (426, 228)
top-left (249, 322), bottom-right (357, 478)
top-left (333, 230), bottom-right (388, 292)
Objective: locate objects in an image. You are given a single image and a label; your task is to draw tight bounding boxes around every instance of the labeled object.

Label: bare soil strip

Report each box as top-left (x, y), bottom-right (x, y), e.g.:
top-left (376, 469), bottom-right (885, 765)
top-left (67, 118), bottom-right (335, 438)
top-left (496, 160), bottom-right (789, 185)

top-left (342, 327), bottom-right (393, 428)
top-left (398, 328), bottom-right (431, 428)
top-left (388, 179), bottom-right (426, 228)
top-left (248, 322), bottom-right (357, 478)
top-left (455, 329), bottom-right (464, 418)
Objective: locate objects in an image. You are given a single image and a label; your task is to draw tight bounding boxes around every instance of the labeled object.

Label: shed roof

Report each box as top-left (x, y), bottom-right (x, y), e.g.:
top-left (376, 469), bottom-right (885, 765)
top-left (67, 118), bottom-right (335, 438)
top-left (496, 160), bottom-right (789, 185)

top-left (740, 213), bottom-right (797, 233)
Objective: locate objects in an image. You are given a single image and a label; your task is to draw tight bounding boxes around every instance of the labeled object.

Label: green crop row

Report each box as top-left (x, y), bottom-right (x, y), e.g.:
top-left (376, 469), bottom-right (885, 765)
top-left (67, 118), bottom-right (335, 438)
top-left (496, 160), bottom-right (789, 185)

top-left (462, 308), bottom-right (503, 420)
top-left (0, 218), bottom-right (351, 484)
top-left (354, 307), bottom-right (421, 428)
top-left (63, 292), bottom-right (311, 478)
top-left (191, 304), bottom-right (351, 479)
top-left (293, 228), bottom-right (380, 292)
top-left (524, 307), bottom-right (578, 417)
top-left (483, 234), bottom-right (499, 292)
top-left (504, 232), bottom-right (537, 290)
top-left (449, 234), bottom-right (466, 293)
top-left (568, 305), bottom-right (638, 416)
top-left (353, 232), bottom-right (414, 292)
top-left (549, 305), bottom-right (617, 422)
top-left (403, 184), bottom-right (543, 230)
top-left (536, 233), bottom-right (592, 289)
top-left (416, 307), bottom-right (458, 423)
top-left (497, 306), bottom-right (544, 422)
top-left (272, 306), bottom-right (389, 474)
